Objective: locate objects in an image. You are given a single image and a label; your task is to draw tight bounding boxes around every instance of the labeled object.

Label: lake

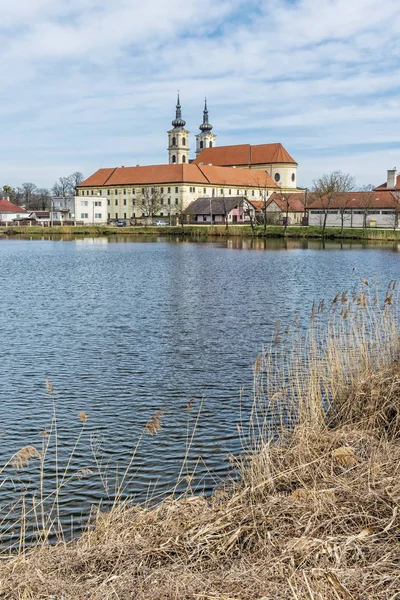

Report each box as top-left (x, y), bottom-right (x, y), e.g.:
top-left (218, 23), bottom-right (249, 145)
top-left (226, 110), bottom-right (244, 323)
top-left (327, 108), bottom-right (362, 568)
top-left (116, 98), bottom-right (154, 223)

top-left (0, 236), bottom-right (399, 544)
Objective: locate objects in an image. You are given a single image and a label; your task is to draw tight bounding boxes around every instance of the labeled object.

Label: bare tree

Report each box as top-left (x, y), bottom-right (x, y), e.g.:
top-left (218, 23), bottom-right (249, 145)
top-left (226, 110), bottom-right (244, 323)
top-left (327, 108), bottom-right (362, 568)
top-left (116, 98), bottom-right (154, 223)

top-left (359, 186), bottom-right (377, 229)
top-left (312, 171), bottom-right (356, 237)
top-left (242, 198), bottom-right (256, 233)
top-left (70, 172), bottom-right (84, 192)
top-left (139, 187), bottom-right (164, 223)
top-left (21, 182), bottom-right (38, 208)
top-left (52, 176), bottom-right (72, 198)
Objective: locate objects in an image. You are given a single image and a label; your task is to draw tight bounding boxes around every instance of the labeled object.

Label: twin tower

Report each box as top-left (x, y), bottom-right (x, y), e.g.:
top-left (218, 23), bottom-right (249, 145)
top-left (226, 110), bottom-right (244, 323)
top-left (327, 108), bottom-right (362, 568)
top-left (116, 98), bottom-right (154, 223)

top-left (167, 95), bottom-right (216, 164)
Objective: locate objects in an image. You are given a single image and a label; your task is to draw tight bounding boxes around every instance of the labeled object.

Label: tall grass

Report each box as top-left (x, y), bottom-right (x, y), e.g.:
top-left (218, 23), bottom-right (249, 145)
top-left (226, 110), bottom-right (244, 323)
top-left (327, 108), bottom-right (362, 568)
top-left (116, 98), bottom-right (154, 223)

top-left (0, 279), bottom-right (399, 599)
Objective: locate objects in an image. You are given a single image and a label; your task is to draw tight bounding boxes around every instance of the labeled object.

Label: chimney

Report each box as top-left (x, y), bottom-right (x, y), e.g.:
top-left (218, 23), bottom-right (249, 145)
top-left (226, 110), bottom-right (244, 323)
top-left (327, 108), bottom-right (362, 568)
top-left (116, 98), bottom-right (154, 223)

top-left (387, 168), bottom-right (397, 188)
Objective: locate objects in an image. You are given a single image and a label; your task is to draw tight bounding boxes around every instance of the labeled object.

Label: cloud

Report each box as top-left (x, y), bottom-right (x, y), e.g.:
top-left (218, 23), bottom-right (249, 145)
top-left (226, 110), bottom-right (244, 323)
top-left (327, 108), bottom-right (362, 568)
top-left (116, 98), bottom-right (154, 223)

top-left (1, 0), bottom-right (400, 188)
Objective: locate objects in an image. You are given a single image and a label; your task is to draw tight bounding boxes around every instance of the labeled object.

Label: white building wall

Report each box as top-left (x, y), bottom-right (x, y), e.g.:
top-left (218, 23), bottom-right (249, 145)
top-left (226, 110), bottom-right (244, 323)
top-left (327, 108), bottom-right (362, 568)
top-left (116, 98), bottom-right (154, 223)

top-left (74, 195), bottom-right (108, 224)
top-left (309, 210), bottom-right (399, 228)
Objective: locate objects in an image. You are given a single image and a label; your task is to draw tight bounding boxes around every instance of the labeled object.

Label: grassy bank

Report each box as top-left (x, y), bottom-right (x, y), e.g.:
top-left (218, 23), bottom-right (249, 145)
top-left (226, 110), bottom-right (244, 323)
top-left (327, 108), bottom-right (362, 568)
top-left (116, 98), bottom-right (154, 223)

top-left (0, 282), bottom-right (399, 599)
top-left (1, 224), bottom-right (400, 241)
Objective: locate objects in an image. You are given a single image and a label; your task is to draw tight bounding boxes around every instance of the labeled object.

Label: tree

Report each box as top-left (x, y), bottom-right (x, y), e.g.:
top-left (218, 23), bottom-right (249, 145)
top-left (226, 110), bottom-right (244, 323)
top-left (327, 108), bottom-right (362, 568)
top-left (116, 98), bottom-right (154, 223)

top-left (52, 176), bottom-right (72, 197)
top-left (242, 198), bottom-right (256, 233)
top-left (312, 171), bottom-right (356, 238)
top-left (139, 187), bottom-right (164, 223)
top-left (21, 182), bottom-right (38, 208)
top-left (70, 172), bottom-right (84, 192)
top-left (359, 186), bottom-right (377, 229)
top-left (1, 185), bottom-right (16, 203)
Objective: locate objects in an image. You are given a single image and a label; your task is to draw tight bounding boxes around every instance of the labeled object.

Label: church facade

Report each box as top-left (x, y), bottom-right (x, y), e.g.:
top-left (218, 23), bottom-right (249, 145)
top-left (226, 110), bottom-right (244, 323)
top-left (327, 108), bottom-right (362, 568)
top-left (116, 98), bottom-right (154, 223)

top-left (76, 96), bottom-right (299, 224)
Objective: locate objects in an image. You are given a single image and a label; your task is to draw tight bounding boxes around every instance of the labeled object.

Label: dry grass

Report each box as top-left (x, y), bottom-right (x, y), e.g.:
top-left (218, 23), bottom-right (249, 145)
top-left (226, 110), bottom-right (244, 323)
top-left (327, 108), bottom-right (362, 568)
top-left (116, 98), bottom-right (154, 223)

top-left (0, 281), bottom-right (399, 599)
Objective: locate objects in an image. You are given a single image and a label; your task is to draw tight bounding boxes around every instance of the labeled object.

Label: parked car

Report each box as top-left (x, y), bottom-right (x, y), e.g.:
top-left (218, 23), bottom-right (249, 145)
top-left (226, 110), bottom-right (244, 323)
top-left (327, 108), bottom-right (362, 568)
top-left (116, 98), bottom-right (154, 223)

top-left (116, 219), bottom-right (126, 227)
top-left (154, 220), bottom-right (168, 226)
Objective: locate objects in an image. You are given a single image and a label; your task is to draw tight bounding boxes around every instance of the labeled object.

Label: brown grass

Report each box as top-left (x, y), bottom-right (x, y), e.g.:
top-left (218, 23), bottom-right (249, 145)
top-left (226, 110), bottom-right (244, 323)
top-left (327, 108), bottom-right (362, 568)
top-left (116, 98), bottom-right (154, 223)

top-left (0, 281), bottom-right (399, 599)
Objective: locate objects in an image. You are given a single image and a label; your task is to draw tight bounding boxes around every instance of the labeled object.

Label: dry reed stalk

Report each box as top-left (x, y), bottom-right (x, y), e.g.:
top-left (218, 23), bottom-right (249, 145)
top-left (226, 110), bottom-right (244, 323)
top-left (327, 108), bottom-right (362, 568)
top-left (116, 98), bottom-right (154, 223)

top-left (0, 281), bottom-right (399, 599)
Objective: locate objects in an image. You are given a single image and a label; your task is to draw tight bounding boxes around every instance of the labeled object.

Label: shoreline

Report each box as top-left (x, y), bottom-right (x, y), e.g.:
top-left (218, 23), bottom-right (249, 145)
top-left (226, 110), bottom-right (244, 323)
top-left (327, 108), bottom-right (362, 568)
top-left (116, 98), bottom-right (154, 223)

top-left (1, 224), bottom-right (400, 241)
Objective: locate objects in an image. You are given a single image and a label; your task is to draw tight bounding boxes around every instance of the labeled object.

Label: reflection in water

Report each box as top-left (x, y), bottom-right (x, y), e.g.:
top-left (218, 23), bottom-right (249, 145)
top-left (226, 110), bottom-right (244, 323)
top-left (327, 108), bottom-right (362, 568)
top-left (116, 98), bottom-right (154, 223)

top-left (0, 237), bottom-right (399, 545)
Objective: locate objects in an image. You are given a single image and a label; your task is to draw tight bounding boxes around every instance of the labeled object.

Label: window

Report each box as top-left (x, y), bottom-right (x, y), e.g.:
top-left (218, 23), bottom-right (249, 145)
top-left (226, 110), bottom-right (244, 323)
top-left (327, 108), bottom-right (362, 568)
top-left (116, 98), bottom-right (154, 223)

top-left (99, 190), bottom-right (102, 196)
top-left (81, 201), bottom-right (88, 206)
top-left (252, 190), bottom-right (255, 196)
top-left (132, 189), bottom-right (135, 194)
top-left (87, 191), bottom-right (89, 195)
top-left (115, 199), bottom-right (118, 205)
top-left (200, 140), bottom-right (204, 149)
top-left (107, 199), bottom-right (110, 206)
top-left (275, 173), bottom-right (280, 182)
top-left (291, 173), bottom-right (295, 182)
top-left (172, 155), bottom-right (176, 163)
top-left (81, 213), bottom-right (88, 218)
top-left (209, 141), bottom-right (213, 148)
top-left (182, 137), bottom-right (186, 145)
top-left (168, 187), bottom-right (171, 193)
top-left (142, 188), bottom-right (145, 194)
top-left (203, 188), bottom-right (206, 194)
top-left (175, 198), bottom-right (179, 205)
top-left (203, 216), bottom-right (207, 221)
top-left (182, 155), bottom-right (186, 163)
top-left (160, 199), bottom-right (164, 205)
top-left (115, 213), bottom-right (118, 219)
top-left (123, 189), bottom-right (126, 194)
top-left (175, 187), bottom-right (178, 193)
top-left (132, 199), bottom-right (136, 206)
top-left (161, 187), bottom-right (164, 193)
top-left (91, 191), bottom-right (94, 195)
top-left (172, 136), bottom-right (176, 146)
top-left (220, 189), bottom-right (223, 194)
top-left (229, 189), bottom-right (232, 195)
top-left (160, 212), bottom-right (164, 216)
top-left (115, 189), bottom-right (118, 194)
top-left (124, 213), bottom-right (127, 219)
top-left (108, 213), bottom-right (110, 220)
top-left (168, 198), bottom-right (171, 205)
top-left (237, 190), bottom-right (240, 195)
top-left (94, 213), bottom-right (102, 219)
top-left (124, 199), bottom-right (126, 205)
top-left (107, 189), bottom-right (110, 195)
top-left (94, 201), bottom-right (102, 206)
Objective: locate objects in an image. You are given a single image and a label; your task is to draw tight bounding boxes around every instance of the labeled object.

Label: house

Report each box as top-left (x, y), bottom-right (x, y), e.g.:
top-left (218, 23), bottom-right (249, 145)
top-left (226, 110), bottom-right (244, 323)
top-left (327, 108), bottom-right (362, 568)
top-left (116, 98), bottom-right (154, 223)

top-left (0, 198), bottom-right (28, 224)
top-left (184, 197), bottom-right (255, 224)
top-left (250, 192), bottom-right (306, 225)
top-left (374, 168), bottom-right (400, 195)
top-left (308, 192), bottom-right (400, 229)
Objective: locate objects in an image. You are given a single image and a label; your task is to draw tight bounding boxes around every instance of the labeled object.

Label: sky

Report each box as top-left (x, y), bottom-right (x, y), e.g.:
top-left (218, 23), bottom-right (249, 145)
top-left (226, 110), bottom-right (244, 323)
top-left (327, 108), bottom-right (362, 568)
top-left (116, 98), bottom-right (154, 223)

top-left (1, 0), bottom-right (400, 190)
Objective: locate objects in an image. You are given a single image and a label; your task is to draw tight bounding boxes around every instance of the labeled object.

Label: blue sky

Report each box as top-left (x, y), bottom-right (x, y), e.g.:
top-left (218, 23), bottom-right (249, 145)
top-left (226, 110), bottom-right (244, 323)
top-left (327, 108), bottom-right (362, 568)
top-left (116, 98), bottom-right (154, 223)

top-left (1, 0), bottom-right (400, 189)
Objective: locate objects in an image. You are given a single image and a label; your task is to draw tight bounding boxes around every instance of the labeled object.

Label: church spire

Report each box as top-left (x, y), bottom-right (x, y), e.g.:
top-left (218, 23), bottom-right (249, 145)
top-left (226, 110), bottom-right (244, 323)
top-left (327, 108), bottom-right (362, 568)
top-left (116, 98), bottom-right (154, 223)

top-left (199, 97), bottom-right (213, 132)
top-left (171, 93), bottom-right (186, 129)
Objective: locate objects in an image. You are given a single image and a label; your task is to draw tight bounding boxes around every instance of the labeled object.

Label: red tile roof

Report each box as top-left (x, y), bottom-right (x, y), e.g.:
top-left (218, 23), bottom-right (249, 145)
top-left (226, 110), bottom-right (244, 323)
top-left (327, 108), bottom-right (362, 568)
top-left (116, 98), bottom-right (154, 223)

top-left (374, 175), bottom-right (400, 191)
top-left (267, 192), bottom-right (306, 212)
top-left (193, 143), bottom-right (297, 166)
top-left (308, 191), bottom-right (400, 210)
top-left (0, 199), bottom-right (27, 213)
top-left (78, 163), bottom-right (278, 189)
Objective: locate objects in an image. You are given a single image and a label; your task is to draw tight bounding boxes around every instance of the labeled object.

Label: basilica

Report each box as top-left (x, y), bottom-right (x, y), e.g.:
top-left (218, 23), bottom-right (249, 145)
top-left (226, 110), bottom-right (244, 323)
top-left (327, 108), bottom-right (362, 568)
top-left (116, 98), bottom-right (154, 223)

top-left (76, 96), bottom-right (299, 224)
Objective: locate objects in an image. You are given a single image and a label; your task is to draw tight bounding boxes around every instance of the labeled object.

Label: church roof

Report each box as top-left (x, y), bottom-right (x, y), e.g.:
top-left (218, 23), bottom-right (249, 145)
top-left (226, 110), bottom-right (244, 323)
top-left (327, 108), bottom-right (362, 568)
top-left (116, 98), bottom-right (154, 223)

top-left (193, 143), bottom-right (297, 166)
top-left (78, 164), bottom-right (278, 189)
top-left (374, 174), bottom-right (400, 191)
top-left (0, 198), bottom-right (27, 213)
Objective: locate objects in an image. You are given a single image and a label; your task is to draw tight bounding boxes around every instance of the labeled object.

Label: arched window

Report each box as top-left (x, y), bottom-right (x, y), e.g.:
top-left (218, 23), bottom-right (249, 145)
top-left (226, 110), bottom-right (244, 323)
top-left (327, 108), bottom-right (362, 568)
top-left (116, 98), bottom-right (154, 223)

top-left (182, 137), bottom-right (186, 146)
top-left (182, 155), bottom-right (186, 163)
top-left (291, 173), bottom-right (295, 182)
top-left (172, 136), bottom-right (176, 146)
top-left (274, 173), bottom-right (280, 182)
top-left (172, 155), bottom-right (176, 163)
top-left (209, 141), bottom-right (213, 148)
top-left (200, 140), bottom-right (204, 149)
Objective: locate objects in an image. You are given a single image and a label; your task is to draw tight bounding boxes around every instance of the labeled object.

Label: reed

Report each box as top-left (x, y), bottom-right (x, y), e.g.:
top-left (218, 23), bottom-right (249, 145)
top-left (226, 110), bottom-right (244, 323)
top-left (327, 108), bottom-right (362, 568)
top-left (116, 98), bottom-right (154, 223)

top-left (0, 279), bottom-right (399, 599)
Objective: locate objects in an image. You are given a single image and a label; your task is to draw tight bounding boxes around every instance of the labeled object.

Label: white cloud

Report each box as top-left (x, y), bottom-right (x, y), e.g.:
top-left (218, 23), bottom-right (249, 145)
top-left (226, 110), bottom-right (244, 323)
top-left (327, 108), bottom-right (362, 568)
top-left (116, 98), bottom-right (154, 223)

top-left (1, 0), bottom-right (400, 188)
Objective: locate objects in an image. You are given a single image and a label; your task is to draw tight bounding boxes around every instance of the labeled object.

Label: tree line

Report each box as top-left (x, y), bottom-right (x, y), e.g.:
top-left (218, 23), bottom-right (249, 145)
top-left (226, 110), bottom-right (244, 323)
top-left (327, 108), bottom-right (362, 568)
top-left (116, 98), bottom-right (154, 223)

top-left (1, 172), bottom-right (84, 211)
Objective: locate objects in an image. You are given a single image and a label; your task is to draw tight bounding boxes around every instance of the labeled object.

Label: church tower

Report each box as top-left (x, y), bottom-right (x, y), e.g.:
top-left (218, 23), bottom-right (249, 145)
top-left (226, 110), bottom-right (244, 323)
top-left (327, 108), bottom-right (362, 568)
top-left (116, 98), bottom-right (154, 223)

top-left (196, 99), bottom-right (217, 156)
top-left (168, 94), bottom-right (190, 164)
